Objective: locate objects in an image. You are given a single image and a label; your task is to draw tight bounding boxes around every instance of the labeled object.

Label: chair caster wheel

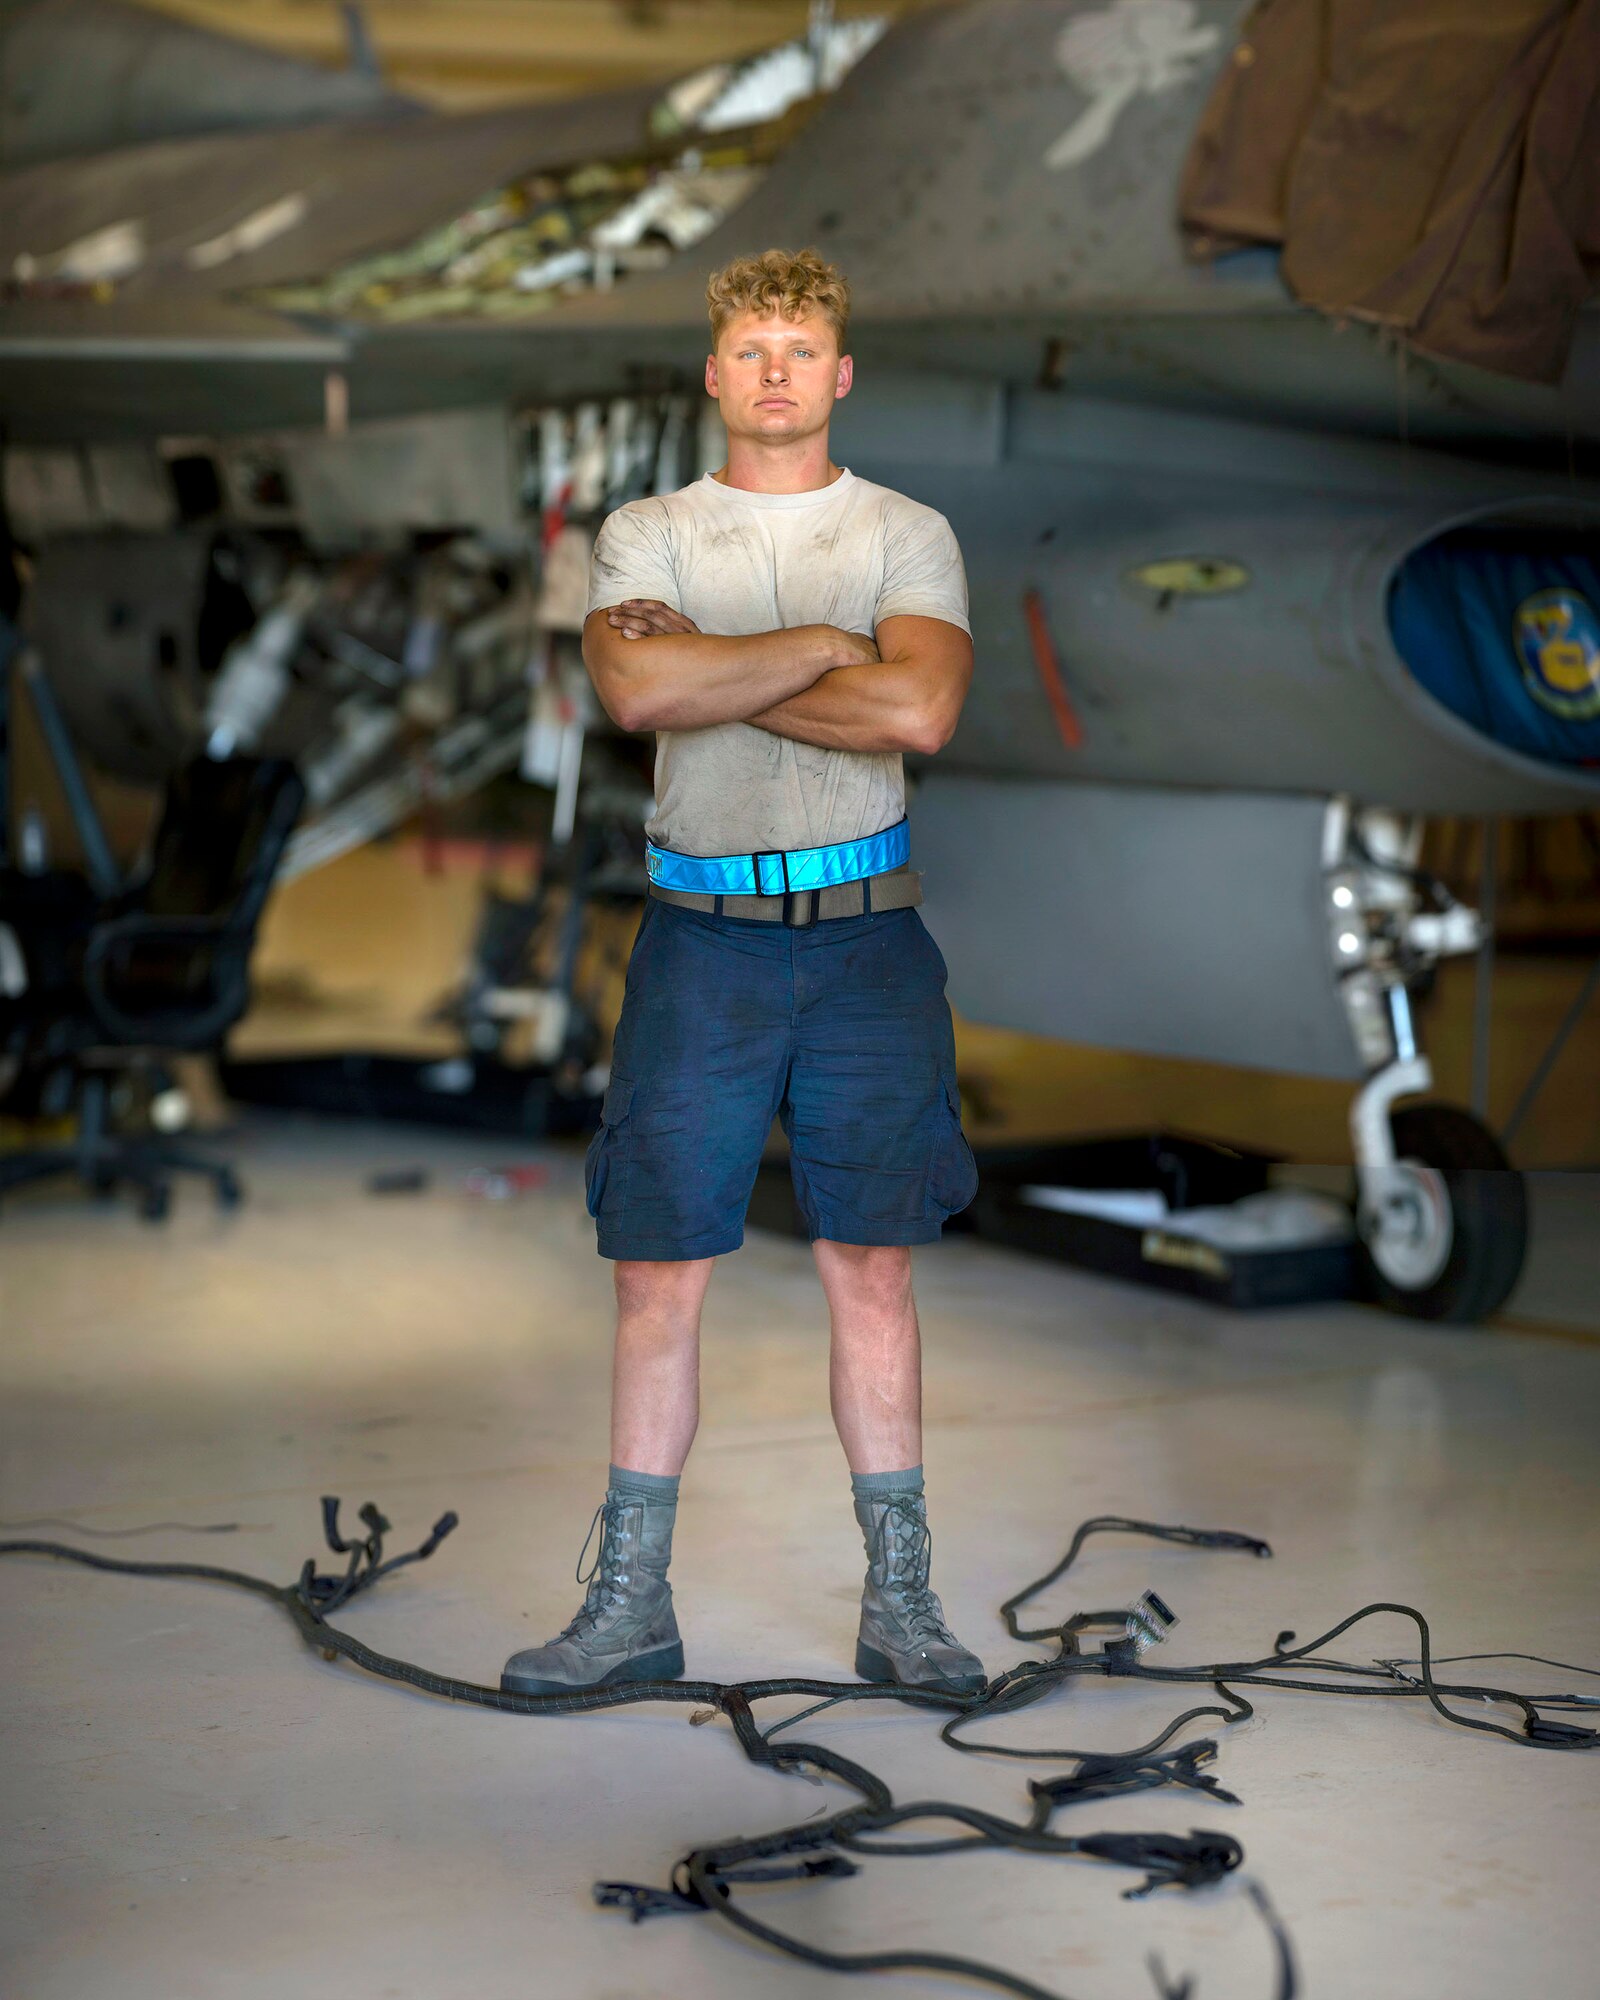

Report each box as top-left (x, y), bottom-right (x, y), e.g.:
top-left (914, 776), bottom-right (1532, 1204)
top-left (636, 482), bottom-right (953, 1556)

top-left (140, 1183), bottom-right (172, 1223)
top-left (216, 1169), bottom-right (243, 1210)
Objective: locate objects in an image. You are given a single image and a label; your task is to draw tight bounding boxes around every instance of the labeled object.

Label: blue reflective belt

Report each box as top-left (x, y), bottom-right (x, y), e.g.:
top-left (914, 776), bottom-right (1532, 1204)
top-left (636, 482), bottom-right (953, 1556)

top-left (645, 817), bottom-right (910, 898)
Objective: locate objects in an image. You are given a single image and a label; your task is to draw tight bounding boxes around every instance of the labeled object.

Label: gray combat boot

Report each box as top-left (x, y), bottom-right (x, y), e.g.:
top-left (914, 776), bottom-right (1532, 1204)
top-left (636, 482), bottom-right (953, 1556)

top-left (853, 1491), bottom-right (987, 1694)
top-left (501, 1489), bottom-right (684, 1695)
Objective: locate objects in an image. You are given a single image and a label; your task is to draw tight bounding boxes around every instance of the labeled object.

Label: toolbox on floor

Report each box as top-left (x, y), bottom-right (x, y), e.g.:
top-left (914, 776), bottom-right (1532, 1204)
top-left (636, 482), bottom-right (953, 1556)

top-left (968, 1133), bottom-right (1357, 1311)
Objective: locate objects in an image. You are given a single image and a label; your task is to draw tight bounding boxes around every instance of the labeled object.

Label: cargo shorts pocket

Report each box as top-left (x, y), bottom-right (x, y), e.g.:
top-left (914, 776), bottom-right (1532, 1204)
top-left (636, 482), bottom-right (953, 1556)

top-left (928, 1074), bottom-right (979, 1218)
top-left (584, 1075), bottom-right (636, 1219)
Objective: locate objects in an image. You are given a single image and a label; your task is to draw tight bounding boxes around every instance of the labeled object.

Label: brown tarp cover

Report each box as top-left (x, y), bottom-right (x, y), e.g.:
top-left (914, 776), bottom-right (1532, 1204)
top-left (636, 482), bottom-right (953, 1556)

top-left (1179, 0), bottom-right (1600, 383)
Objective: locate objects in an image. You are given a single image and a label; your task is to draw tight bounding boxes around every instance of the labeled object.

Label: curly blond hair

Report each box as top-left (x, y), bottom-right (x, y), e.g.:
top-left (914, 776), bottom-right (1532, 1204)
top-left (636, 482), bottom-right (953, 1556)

top-left (705, 247), bottom-right (850, 349)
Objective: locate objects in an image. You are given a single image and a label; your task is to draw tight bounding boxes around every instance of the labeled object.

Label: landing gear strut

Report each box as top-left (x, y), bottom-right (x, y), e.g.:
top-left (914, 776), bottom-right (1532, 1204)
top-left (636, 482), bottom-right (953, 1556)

top-left (1327, 803), bottom-right (1528, 1324)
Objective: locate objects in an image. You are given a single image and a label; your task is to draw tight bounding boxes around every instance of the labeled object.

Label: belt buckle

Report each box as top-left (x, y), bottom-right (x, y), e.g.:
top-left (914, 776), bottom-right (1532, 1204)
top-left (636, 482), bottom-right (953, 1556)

top-left (751, 848), bottom-right (790, 897)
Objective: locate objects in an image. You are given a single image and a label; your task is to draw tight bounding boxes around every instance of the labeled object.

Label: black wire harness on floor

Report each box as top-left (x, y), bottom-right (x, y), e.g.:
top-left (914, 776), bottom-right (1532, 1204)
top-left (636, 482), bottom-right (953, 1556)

top-left (4, 1501), bottom-right (1594, 1999)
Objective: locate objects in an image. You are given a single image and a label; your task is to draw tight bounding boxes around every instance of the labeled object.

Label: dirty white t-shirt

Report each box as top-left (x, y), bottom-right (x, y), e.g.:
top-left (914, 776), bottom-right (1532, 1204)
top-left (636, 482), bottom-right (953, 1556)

top-left (585, 469), bottom-right (969, 856)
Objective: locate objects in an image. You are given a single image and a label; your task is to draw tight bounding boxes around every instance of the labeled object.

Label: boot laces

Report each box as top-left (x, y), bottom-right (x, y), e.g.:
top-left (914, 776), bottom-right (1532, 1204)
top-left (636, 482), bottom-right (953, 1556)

top-left (560, 1498), bottom-right (634, 1639)
top-left (872, 1496), bottom-right (958, 1646)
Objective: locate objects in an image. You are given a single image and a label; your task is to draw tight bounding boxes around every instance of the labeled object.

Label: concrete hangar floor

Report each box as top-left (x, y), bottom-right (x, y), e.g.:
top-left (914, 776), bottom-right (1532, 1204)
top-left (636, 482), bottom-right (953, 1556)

top-left (2, 1117), bottom-right (1597, 2000)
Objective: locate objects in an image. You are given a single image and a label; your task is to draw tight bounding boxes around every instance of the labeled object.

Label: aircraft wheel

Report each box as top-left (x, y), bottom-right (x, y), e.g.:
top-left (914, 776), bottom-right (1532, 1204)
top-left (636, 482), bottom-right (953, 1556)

top-left (1361, 1103), bottom-right (1527, 1324)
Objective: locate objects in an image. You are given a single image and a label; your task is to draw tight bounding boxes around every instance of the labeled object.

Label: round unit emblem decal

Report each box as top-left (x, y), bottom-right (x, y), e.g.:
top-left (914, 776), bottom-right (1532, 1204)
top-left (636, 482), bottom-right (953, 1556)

top-left (1513, 587), bottom-right (1600, 720)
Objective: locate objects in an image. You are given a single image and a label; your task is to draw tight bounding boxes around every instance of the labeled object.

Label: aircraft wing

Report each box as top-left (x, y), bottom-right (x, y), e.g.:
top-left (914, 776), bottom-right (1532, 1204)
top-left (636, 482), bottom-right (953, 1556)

top-left (0, 0), bottom-right (408, 170)
top-left (3, 1), bottom-right (1595, 449)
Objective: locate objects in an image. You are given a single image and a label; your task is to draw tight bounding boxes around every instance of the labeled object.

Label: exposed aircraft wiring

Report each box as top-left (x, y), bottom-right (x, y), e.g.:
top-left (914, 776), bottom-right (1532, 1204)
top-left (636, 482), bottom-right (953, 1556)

top-left (1374, 1650), bottom-right (1600, 1709)
top-left (4, 1503), bottom-right (1594, 1999)
top-left (1342, 821), bottom-right (1456, 914)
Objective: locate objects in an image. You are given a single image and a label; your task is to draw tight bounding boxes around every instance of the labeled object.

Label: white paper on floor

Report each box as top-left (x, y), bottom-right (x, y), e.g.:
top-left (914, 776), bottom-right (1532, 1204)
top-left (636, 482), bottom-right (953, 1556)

top-left (1018, 1183), bottom-right (1355, 1249)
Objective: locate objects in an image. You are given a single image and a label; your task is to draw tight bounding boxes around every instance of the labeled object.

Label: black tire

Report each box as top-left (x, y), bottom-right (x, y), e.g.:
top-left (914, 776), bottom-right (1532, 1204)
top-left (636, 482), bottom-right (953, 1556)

top-left (1362, 1103), bottom-right (1528, 1324)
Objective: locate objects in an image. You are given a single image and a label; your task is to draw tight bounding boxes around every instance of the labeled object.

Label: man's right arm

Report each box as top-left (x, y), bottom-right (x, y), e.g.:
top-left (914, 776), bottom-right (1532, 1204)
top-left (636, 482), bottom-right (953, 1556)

top-left (582, 608), bottom-right (874, 734)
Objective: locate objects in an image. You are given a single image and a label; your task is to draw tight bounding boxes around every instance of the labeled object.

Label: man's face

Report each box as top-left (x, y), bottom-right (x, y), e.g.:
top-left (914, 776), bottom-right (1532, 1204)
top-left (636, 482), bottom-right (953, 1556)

top-left (706, 309), bottom-right (852, 444)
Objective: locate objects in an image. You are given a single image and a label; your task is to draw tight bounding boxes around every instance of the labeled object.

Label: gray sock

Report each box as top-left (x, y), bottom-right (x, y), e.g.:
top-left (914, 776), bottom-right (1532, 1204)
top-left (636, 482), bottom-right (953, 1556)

top-left (608, 1464), bottom-right (680, 1506)
top-left (850, 1465), bottom-right (925, 1502)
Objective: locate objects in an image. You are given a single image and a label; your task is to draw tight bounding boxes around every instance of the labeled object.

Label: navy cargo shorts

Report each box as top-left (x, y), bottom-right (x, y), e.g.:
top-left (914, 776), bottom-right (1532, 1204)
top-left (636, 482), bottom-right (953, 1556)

top-left (585, 897), bottom-right (979, 1260)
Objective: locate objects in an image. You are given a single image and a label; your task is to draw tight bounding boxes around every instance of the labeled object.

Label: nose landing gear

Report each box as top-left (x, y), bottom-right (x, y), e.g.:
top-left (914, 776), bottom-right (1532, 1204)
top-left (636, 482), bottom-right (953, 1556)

top-left (1328, 803), bottom-right (1529, 1324)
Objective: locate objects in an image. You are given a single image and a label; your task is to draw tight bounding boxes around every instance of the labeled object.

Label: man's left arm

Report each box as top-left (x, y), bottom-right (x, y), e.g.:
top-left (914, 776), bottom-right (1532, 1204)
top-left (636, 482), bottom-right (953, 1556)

top-left (744, 615), bottom-right (972, 755)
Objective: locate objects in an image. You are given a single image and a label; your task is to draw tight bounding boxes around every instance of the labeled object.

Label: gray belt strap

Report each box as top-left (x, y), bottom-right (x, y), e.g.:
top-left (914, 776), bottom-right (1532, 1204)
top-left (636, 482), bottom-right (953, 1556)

top-left (647, 865), bottom-right (922, 924)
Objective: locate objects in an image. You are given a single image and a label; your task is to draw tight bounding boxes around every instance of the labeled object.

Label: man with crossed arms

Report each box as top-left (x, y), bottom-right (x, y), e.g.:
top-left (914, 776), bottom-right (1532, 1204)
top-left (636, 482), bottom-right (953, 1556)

top-left (503, 247), bottom-right (983, 1698)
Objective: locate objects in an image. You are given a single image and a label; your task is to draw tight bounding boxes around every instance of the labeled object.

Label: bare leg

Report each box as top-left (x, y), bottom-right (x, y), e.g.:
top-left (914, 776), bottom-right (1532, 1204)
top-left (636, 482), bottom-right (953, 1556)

top-left (608, 1257), bottom-right (715, 1476)
top-left (813, 1241), bottom-right (922, 1475)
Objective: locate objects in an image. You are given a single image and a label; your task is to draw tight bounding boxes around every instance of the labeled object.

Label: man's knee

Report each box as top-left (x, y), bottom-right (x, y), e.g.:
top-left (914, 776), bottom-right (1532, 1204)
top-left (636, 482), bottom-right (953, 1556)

top-left (614, 1256), bottom-right (713, 1324)
top-left (815, 1240), bottom-right (915, 1313)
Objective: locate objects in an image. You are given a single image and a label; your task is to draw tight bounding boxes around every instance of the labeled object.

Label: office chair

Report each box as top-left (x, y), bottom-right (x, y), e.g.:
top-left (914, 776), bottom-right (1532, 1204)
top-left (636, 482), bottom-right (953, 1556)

top-left (0, 756), bottom-right (305, 1221)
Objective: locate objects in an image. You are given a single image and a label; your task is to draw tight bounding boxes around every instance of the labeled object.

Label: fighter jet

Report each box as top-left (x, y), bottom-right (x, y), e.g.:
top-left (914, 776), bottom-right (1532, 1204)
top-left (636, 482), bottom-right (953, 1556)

top-left (3, 0), bottom-right (1597, 1319)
